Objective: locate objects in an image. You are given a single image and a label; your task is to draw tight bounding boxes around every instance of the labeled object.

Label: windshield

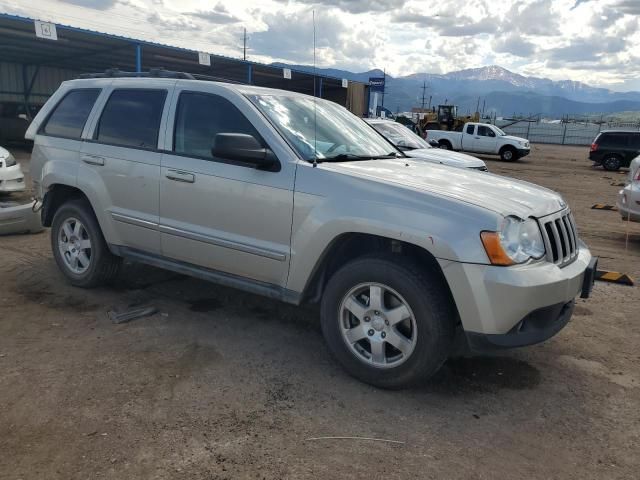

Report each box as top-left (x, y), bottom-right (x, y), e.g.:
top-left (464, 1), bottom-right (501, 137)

top-left (370, 121), bottom-right (431, 150)
top-left (248, 94), bottom-right (399, 162)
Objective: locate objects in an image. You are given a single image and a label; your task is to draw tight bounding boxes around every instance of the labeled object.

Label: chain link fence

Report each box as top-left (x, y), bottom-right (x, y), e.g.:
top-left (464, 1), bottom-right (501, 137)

top-left (493, 120), bottom-right (640, 146)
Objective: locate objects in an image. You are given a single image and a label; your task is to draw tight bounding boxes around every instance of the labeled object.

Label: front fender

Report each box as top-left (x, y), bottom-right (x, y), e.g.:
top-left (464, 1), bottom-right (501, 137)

top-left (286, 189), bottom-right (495, 293)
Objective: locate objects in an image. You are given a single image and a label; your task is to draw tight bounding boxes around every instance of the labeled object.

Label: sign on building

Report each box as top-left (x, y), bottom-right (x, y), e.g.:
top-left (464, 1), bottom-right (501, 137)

top-left (369, 77), bottom-right (385, 92)
top-left (342, 78), bottom-right (348, 88)
top-left (34, 20), bottom-right (57, 41)
top-left (283, 68), bottom-right (292, 80)
top-left (198, 52), bottom-right (211, 66)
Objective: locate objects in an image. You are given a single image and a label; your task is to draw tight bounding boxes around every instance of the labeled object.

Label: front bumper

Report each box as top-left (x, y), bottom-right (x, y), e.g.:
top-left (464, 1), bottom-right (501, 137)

top-left (0, 164), bottom-right (26, 192)
top-left (439, 245), bottom-right (594, 346)
top-left (517, 148), bottom-right (530, 158)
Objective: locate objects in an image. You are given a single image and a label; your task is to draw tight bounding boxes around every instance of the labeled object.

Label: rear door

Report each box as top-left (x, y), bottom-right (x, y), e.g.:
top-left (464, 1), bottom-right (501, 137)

top-left (158, 84), bottom-right (295, 287)
top-left (461, 123), bottom-right (475, 150)
top-left (79, 81), bottom-right (173, 254)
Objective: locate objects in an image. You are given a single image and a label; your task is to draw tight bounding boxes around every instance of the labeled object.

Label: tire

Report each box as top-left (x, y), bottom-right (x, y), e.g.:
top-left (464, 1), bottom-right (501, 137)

top-left (602, 155), bottom-right (622, 171)
top-left (320, 255), bottom-right (455, 389)
top-left (438, 140), bottom-right (452, 150)
top-left (500, 146), bottom-right (518, 162)
top-left (51, 198), bottom-right (121, 288)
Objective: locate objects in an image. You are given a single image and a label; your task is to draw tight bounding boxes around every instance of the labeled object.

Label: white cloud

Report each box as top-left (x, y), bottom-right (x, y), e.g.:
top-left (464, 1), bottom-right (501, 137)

top-left (4, 0), bottom-right (639, 91)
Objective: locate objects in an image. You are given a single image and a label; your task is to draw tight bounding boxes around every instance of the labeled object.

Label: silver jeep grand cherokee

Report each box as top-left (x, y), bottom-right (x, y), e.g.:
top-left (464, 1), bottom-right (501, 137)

top-left (26, 72), bottom-right (597, 389)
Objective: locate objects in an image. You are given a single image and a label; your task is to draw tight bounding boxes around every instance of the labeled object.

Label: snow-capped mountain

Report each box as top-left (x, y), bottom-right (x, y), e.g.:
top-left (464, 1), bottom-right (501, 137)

top-left (271, 63), bottom-right (640, 116)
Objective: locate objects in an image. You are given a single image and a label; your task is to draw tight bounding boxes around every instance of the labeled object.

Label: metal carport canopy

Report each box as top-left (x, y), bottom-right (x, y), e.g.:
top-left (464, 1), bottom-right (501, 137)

top-left (0, 13), bottom-right (363, 108)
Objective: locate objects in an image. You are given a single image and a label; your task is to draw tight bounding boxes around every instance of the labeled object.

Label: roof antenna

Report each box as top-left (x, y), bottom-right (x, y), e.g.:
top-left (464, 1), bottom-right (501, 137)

top-left (312, 9), bottom-right (318, 168)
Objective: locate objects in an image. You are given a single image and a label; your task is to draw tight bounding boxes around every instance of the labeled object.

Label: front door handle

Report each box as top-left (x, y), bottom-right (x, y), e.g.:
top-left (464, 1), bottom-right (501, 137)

top-left (166, 170), bottom-right (195, 183)
top-left (81, 154), bottom-right (105, 166)
top-left (474, 136), bottom-right (480, 139)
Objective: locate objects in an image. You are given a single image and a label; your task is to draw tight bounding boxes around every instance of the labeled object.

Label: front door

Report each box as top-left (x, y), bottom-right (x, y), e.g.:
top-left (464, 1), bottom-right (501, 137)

top-left (159, 89), bottom-right (295, 287)
top-left (473, 124), bottom-right (498, 153)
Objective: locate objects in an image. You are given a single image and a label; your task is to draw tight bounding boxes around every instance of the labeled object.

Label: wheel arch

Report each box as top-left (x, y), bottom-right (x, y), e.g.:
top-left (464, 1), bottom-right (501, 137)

top-left (41, 184), bottom-right (95, 227)
top-left (300, 232), bottom-right (457, 315)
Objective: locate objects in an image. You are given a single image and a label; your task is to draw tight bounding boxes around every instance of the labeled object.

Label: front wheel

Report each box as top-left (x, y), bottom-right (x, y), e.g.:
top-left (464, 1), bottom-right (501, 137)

top-left (500, 146), bottom-right (518, 162)
top-left (320, 255), bottom-right (455, 389)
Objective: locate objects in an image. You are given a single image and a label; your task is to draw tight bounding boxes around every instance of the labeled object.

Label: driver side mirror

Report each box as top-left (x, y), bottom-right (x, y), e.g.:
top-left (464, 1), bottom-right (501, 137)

top-left (488, 130), bottom-right (496, 137)
top-left (18, 113), bottom-right (28, 121)
top-left (211, 133), bottom-right (279, 171)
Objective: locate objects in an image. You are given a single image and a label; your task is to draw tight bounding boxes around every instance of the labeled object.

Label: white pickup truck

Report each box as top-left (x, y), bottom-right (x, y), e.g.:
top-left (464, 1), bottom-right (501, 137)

top-left (427, 122), bottom-right (530, 162)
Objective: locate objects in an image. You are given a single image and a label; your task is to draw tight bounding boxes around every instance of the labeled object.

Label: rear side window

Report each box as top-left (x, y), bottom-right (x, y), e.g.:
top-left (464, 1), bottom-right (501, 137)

top-left (629, 134), bottom-right (640, 149)
top-left (466, 124), bottom-right (475, 134)
top-left (96, 89), bottom-right (166, 150)
top-left (599, 133), bottom-right (629, 147)
top-left (42, 89), bottom-right (100, 139)
top-left (173, 92), bottom-right (262, 160)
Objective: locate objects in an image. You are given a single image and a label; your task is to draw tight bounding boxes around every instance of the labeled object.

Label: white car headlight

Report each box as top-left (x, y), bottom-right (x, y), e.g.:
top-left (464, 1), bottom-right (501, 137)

top-left (481, 216), bottom-right (545, 265)
top-left (500, 216), bottom-right (545, 263)
top-left (4, 154), bottom-right (16, 167)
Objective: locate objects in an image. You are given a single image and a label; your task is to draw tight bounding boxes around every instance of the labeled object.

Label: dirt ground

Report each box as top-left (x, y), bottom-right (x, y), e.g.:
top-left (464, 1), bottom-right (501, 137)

top-left (1, 144), bottom-right (638, 479)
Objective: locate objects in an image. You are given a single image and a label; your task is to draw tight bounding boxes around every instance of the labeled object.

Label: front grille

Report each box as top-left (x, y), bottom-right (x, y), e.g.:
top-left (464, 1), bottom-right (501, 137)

top-left (539, 210), bottom-right (579, 267)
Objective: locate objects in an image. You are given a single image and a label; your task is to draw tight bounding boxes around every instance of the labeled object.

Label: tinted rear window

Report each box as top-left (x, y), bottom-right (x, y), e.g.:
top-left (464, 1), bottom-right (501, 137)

top-left (42, 89), bottom-right (100, 139)
top-left (630, 133), bottom-right (640, 149)
top-left (96, 89), bottom-right (166, 150)
top-left (598, 133), bottom-right (629, 147)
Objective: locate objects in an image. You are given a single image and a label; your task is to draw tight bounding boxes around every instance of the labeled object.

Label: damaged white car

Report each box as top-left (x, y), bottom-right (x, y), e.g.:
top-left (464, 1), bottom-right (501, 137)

top-left (0, 146), bottom-right (25, 193)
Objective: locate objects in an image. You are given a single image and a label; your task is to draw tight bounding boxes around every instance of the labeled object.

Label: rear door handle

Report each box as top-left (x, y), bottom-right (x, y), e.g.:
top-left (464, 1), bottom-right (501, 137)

top-left (474, 136), bottom-right (480, 139)
top-left (166, 169), bottom-right (195, 183)
top-left (81, 154), bottom-right (105, 166)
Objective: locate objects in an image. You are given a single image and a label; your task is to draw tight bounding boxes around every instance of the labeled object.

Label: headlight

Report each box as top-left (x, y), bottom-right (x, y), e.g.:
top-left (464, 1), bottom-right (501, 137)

top-left (4, 154), bottom-right (16, 167)
top-left (481, 216), bottom-right (546, 266)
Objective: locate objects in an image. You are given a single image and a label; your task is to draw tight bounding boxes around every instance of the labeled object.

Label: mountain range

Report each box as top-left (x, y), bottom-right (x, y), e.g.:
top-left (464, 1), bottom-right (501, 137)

top-left (272, 63), bottom-right (640, 118)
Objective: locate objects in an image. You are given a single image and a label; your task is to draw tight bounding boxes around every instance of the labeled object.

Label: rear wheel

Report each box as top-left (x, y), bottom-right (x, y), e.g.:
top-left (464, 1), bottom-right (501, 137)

top-left (438, 140), bottom-right (452, 150)
top-left (602, 155), bottom-right (622, 171)
top-left (320, 255), bottom-right (455, 389)
top-left (51, 199), bottom-right (121, 288)
top-left (500, 146), bottom-right (518, 162)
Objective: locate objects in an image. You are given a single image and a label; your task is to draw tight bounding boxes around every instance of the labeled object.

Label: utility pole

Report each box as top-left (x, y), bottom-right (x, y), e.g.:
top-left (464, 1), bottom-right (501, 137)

top-left (428, 95), bottom-right (432, 110)
top-left (381, 68), bottom-right (386, 108)
top-left (243, 28), bottom-right (247, 61)
top-left (420, 80), bottom-right (428, 111)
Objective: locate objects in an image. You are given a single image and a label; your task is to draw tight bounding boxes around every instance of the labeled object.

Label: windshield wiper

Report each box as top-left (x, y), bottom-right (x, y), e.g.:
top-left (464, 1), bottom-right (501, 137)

top-left (320, 153), bottom-right (399, 162)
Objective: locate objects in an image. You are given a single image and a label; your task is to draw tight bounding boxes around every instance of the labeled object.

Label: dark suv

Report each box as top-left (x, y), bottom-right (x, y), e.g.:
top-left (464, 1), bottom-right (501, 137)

top-left (590, 130), bottom-right (640, 171)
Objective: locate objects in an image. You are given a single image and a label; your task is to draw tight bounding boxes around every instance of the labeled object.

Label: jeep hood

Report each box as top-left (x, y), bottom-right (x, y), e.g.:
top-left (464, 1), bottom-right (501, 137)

top-left (324, 159), bottom-right (565, 219)
top-left (404, 148), bottom-right (486, 169)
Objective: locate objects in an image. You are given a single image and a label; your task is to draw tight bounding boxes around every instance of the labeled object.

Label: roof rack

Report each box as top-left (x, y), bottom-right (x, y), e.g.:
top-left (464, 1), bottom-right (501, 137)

top-left (79, 68), bottom-right (195, 79)
top-left (79, 68), bottom-right (245, 84)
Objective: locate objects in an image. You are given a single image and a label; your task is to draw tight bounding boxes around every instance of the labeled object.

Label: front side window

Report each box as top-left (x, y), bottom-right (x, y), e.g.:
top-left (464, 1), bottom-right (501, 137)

top-left (173, 92), bottom-right (262, 160)
top-left (477, 125), bottom-right (495, 137)
top-left (96, 89), bottom-right (166, 149)
top-left (42, 89), bottom-right (100, 139)
top-left (371, 122), bottom-right (430, 150)
top-left (248, 94), bottom-right (399, 162)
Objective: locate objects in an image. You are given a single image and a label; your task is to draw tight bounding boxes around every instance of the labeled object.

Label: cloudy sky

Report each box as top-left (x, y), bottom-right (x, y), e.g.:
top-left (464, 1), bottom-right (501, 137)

top-left (2, 0), bottom-right (639, 91)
